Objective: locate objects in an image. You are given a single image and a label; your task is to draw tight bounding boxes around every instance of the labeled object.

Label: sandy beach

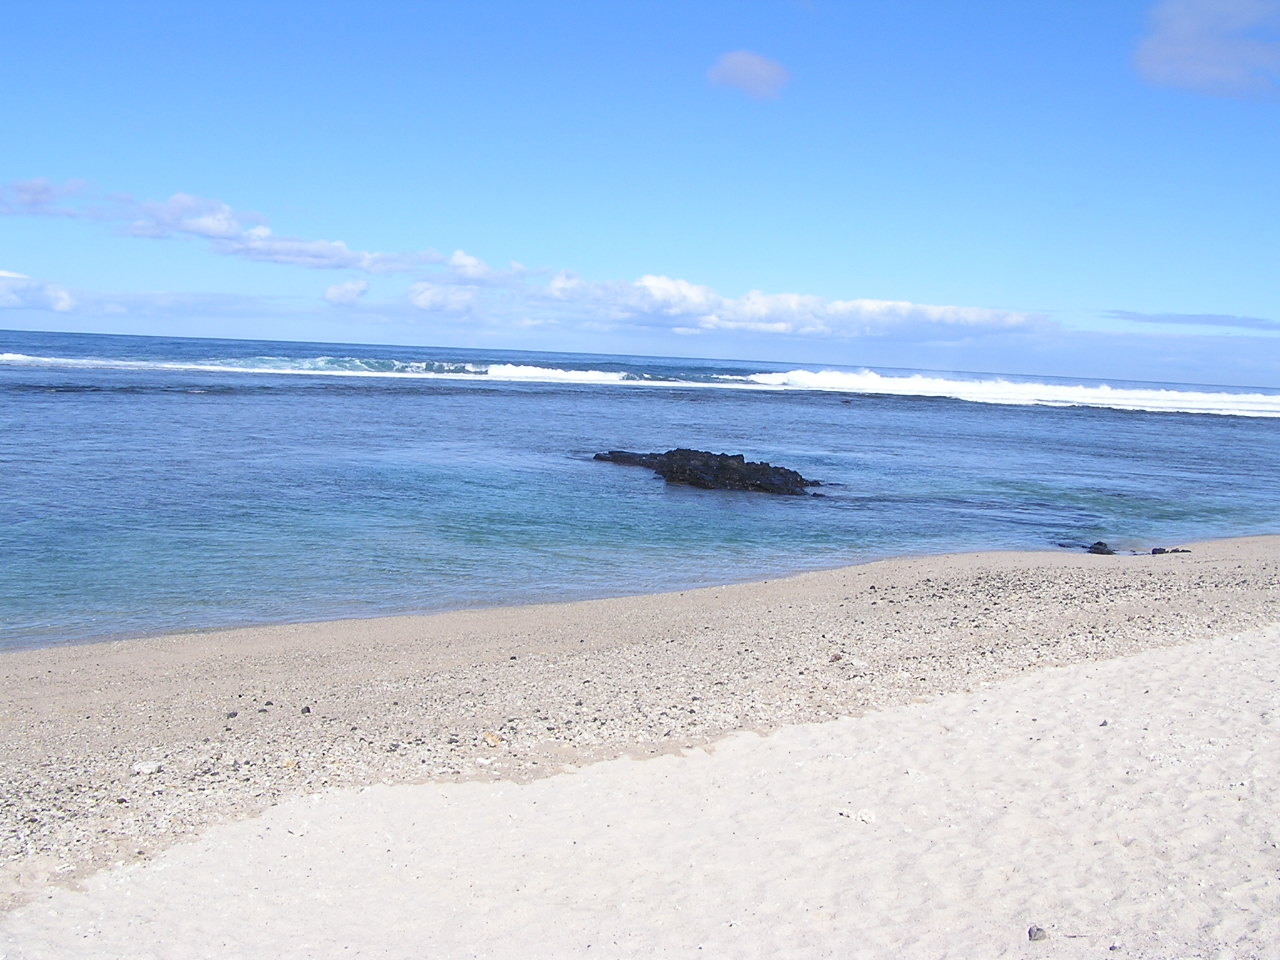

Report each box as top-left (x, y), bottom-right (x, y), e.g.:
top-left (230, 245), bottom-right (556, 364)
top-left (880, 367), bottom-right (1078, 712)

top-left (2, 538), bottom-right (1278, 958)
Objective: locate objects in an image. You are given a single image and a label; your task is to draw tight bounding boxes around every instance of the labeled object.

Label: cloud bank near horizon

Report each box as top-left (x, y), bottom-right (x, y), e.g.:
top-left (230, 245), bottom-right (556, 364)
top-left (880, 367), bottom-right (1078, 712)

top-left (0, 177), bottom-right (1047, 346)
top-left (543, 272), bottom-right (1040, 339)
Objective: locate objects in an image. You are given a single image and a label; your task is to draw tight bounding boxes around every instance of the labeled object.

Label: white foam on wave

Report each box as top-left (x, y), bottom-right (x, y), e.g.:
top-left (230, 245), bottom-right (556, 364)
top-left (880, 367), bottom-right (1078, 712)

top-left (736, 369), bottom-right (1280, 417)
top-left (483, 364), bottom-right (627, 384)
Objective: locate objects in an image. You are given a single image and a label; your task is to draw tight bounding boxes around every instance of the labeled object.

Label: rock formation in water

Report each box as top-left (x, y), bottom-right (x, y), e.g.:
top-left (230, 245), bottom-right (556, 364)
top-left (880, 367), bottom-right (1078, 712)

top-left (595, 448), bottom-right (820, 496)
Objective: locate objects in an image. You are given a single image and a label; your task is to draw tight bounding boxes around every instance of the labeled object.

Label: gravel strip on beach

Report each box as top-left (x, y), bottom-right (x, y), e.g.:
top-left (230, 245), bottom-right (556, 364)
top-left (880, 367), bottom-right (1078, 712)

top-left (2, 537), bottom-right (1278, 911)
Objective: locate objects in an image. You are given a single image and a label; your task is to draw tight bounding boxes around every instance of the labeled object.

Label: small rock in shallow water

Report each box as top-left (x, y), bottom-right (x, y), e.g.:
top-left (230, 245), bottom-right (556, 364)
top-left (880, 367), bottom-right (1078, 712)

top-left (1087, 541), bottom-right (1116, 555)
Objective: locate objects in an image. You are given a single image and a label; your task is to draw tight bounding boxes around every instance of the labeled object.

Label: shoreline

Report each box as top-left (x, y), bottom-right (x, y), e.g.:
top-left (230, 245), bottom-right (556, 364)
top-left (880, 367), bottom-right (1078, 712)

top-left (2, 536), bottom-right (1278, 920)
top-left (5, 535), bottom-right (1263, 656)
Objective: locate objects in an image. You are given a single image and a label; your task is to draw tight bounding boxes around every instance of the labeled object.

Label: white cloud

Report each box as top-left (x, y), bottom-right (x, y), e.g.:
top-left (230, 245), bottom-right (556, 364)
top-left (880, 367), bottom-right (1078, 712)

top-left (1136, 0), bottom-right (1280, 97)
top-left (129, 193), bottom-right (246, 239)
top-left (324, 279), bottom-right (371, 306)
top-left (633, 274), bottom-right (720, 314)
top-left (546, 270), bottom-right (584, 298)
top-left (408, 282), bottom-right (475, 314)
top-left (0, 271), bottom-right (75, 311)
top-left (544, 273), bottom-right (1038, 339)
top-left (707, 50), bottom-right (790, 100)
top-left (448, 249), bottom-right (491, 280)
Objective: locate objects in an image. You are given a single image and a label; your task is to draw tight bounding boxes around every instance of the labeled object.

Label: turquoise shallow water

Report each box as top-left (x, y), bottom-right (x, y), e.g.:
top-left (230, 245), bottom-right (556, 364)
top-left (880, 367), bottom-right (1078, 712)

top-left (2, 328), bottom-right (1278, 650)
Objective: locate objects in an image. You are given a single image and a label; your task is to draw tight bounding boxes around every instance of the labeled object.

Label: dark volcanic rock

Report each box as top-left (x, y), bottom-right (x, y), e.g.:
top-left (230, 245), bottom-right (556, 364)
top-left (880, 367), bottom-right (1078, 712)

top-left (1087, 541), bottom-right (1116, 555)
top-left (595, 448), bottom-right (819, 495)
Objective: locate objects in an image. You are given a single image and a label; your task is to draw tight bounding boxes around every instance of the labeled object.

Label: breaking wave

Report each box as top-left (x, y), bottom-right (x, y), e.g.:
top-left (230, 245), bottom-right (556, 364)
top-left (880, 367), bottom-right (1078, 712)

top-left (0, 353), bottom-right (627, 384)
top-left (3, 351), bottom-right (1277, 416)
top-left (736, 369), bottom-right (1280, 417)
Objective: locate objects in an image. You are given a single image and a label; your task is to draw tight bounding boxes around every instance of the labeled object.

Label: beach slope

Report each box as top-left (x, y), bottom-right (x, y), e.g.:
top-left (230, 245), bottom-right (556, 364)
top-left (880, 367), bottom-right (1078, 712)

top-left (2, 538), bottom-right (1278, 956)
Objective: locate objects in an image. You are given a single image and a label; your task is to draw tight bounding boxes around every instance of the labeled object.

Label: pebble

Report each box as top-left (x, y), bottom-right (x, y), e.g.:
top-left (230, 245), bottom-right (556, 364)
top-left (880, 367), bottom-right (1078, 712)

top-left (130, 761), bottom-right (164, 777)
top-left (1028, 925), bottom-right (1048, 941)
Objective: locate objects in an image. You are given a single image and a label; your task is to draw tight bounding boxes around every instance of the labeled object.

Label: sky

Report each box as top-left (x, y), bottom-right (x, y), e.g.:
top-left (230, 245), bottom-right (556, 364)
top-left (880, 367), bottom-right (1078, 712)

top-left (2, 0), bottom-right (1279, 386)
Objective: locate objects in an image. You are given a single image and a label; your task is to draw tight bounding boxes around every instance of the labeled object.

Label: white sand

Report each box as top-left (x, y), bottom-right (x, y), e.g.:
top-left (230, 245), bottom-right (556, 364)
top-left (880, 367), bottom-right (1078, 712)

top-left (3, 622), bottom-right (1277, 958)
top-left (2, 539), bottom-right (1278, 957)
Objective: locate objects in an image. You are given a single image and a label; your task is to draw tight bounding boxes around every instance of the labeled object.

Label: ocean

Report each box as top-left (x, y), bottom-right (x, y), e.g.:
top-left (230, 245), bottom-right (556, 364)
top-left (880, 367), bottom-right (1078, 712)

top-left (2, 328), bottom-right (1278, 651)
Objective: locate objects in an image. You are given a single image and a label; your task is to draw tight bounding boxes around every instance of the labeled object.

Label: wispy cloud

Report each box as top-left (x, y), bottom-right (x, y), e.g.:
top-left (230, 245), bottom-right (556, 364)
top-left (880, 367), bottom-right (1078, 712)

top-left (1110, 309), bottom-right (1280, 331)
top-left (1, 178), bottom-right (442, 274)
top-left (1135, 0), bottom-right (1280, 98)
top-left (544, 273), bottom-right (1040, 339)
top-left (220, 227), bottom-right (438, 273)
top-left (0, 178), bottom-right (90, 216)
top-left (707, 50), bottom-right (790, 100)
top-left (324, 280), bottom-right (371, 306)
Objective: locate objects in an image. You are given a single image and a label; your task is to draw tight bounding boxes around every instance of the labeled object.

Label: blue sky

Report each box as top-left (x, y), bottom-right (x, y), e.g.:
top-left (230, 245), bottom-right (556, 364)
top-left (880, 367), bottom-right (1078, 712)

top-left (2, 0), bottom-right (1279, 385)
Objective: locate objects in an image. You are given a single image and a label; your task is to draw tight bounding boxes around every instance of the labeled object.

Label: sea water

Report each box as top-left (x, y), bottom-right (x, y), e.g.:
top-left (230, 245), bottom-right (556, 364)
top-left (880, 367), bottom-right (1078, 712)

top-left (2, 328), bottom-right (1278, 651)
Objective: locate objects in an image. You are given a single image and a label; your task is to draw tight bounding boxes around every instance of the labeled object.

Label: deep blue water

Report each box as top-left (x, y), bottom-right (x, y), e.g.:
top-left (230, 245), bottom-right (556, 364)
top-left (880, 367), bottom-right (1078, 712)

top-left (2, 328), bottom-right (1278, 651)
